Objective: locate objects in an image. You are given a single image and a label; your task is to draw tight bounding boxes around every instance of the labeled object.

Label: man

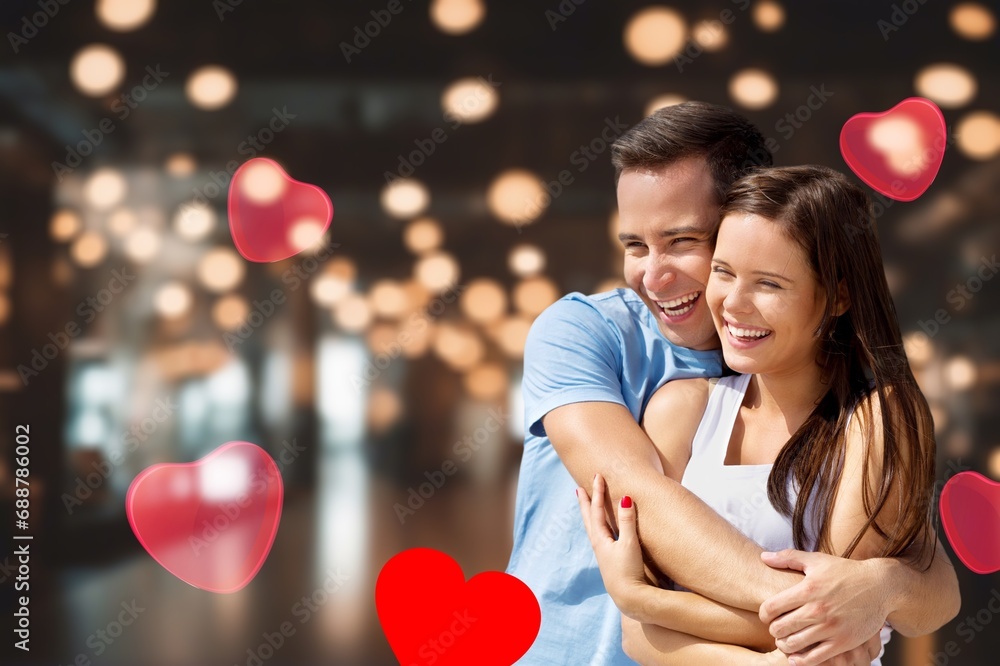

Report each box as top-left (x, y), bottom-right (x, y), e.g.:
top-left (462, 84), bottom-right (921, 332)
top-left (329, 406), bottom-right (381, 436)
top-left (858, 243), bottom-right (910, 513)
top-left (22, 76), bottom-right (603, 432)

top-left (506, 102), bottom-right (959, 665)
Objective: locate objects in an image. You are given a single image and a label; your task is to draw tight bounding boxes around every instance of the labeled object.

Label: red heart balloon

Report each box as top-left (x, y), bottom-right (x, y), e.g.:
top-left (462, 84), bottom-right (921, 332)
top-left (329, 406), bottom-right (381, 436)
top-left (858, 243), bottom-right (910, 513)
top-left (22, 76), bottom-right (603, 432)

top-left (228, 158), bottom-right (333, 263)
top-left (839, 97), bottom-right (947, 202)
top-left (940, 471), bottom-right (1000, 574)
top-left (376, 548), bottom-right (540, 666)
top-left (126, 441), bottom-right (283, 593)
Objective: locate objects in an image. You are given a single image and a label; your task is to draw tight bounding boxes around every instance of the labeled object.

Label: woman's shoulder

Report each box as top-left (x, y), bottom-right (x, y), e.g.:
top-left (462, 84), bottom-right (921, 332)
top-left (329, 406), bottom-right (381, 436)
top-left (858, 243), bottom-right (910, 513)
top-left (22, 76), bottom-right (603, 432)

top-left (642, 377), bottom-right (711, 426)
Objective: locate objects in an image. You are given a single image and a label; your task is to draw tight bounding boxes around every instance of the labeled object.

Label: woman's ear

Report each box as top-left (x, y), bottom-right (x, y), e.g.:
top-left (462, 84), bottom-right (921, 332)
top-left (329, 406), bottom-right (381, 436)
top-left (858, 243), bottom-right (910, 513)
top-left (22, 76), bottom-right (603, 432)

top-left (833, 279), bottom-right (850, 316)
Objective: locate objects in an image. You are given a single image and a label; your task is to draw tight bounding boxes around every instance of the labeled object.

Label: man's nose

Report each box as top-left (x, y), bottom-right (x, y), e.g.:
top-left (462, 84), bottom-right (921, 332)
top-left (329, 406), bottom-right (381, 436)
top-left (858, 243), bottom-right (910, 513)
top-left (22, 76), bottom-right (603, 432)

top-left (643, 253), bottom-right (675, 294)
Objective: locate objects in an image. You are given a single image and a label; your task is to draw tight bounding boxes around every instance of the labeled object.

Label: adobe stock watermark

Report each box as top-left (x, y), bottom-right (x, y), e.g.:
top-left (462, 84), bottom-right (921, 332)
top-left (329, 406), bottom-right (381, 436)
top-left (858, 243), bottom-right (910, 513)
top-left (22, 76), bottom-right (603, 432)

top-left (236, 567), bottom-right (350, 666)
top-left (353, 283), bottom-right (465, 393)
top-left (340, 0), bottom-right (413, 63)
top-left (674, 0), bottom-right (752, 72)
top-left (213, 0), bottom-right (245, 21)
top-left (394, 405), bottom-right (510, 524)
top-left (929, 588), bottom-right (1000, 666)
top-left (406, 610), bottom-right (477, 666)
top-left (17, 267), bottom-right (136, 386)
top-left (223, 238), bottom-right (340, 352)
top-left (878, 0), bottom-right (930, 41)
top-left (61, 397), bottom-right (179, 514)
top-left (7, 0), bottom-right (72, 54)
top-left (917, 255), bottom-right (999, 338)
top-left (54, 599), bottom-right (145, 664)
top-left (516, 116), bottom-right (630, 230)
top-left (545, 0), bottom-right (589, 31)
top-left (384, 75), bottom-right (503, 184)
top-left (52, 65), bottom-right (170, 182)
top-left (187, 106), bottom-right (296, 207)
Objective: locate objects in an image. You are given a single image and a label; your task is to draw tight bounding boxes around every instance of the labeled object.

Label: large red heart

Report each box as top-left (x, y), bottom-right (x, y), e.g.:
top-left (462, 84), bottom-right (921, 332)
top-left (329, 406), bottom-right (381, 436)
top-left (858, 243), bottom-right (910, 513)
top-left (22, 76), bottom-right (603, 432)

top-left (125, 441), bottom-right (283, 593)
top-left (839, 97), bottom-right (947, 202)
top-left (375, 548), bottom-right (540, 665)
top-left (940, 471), bottom-right (1000, 574)
top-left (228, 158), bottom-right (333, 263)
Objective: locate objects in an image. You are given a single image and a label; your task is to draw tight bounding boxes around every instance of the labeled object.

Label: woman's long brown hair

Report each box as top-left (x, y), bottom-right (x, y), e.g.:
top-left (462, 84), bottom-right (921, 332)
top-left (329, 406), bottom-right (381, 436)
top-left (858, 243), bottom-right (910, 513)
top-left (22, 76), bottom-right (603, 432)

top-left (719, 165), bottom-right (937, 568)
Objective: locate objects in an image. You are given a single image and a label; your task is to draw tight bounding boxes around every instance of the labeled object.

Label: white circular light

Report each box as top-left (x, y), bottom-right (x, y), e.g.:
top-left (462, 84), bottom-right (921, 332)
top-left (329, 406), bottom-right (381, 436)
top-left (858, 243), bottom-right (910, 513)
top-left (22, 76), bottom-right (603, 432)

top-left (624, 7), bottom-right (687, 66)
top-left (175, 203), bottom-right (217, 241)
top-left (381, 179), bottom-right (430, 219)
top-left (96, 0), bottom-right (156, 32)
top-left (729, 69), bottom-right (779, 110)
top-left (85, 168), bottom-right (127, 209)
top-left (155, 282), bottom-right (192, 319)
top-left (71, 231), bottom-right (107, 267)
top-left (404, 218), bottom-right (444, 254)
top-left (957, 111), bottom-right (1000, 160)
top-left (487, 170), bottom-right (547, 226)
top-left (508, 244), bottom-right (546, 277)
top-left (186, 66), bottom-right (238, 110)
top-left (124, 227), bottom-right (161, 263)
top-left (430, 0), bottom-right (485, 34)
top-left (442, 77), bottom-right (498, 124)
top-left (415, 251), bottom-right (460, 291)
top-left (198, 247), bottom-right (245, 293)
top-left (70, 44), bottom-right (125, 97)
top-left (915, 64), bottom-right (977, 109)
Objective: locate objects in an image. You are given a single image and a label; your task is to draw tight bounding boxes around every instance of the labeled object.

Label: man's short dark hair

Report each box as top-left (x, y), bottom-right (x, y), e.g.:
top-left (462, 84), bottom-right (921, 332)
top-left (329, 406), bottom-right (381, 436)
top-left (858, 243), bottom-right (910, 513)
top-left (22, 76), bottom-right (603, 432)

top-left (611, 101), bottom-right (773, 203)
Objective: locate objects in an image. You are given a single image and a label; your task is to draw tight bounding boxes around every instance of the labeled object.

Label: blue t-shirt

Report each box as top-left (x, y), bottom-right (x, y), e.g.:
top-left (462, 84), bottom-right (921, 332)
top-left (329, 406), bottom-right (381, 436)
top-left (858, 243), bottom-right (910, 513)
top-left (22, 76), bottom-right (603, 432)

top-left (507, 289), bottom-right (723, 665)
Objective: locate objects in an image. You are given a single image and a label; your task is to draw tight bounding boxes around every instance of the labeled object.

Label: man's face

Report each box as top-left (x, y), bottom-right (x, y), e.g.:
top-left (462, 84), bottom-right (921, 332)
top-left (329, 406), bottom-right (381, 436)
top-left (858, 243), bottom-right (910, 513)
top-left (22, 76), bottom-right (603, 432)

top-left (617, 156), bottom-right (721, 351)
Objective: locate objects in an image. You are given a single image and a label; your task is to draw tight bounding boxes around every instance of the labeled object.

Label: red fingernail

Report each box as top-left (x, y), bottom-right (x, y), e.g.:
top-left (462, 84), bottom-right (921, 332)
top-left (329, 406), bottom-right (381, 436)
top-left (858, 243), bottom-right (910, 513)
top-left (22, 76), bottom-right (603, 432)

top-left (575, 488), bottom-right (579, 498)
top-left (621, 496), bottom-right (633, 509)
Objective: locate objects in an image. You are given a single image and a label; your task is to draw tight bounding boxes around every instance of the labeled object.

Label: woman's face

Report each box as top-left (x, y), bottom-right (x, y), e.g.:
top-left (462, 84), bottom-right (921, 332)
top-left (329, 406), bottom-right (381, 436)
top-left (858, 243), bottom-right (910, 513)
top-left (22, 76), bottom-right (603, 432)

top-left (706, 212), bottom-right (828, 377)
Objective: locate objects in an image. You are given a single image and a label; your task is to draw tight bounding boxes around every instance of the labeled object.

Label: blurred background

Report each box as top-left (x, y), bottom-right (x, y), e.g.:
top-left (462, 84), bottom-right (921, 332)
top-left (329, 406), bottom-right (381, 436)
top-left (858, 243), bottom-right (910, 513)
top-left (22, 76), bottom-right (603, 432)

top-left (0, 0), bottom-right (998, 664)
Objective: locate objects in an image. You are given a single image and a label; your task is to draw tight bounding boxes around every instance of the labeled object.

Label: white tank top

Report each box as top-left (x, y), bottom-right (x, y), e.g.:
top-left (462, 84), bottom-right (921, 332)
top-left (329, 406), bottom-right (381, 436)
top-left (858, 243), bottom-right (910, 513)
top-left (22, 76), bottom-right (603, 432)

top-left (677, 373), bottom-right (891, 664)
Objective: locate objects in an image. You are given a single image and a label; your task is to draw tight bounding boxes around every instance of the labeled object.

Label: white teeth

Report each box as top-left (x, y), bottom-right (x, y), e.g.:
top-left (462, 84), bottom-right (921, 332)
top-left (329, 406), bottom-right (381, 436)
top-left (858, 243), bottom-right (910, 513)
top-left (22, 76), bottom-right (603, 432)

top-left (660, 292), bottom-right (700, 309)
top-left (727, 324), bottom-right (771, 339)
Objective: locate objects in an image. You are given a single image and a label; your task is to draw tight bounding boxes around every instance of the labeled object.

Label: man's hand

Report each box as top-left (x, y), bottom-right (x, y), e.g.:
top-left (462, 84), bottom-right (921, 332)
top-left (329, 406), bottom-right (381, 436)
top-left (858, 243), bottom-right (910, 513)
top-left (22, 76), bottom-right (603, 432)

top-left (759, 550), bottom-right (889, 666)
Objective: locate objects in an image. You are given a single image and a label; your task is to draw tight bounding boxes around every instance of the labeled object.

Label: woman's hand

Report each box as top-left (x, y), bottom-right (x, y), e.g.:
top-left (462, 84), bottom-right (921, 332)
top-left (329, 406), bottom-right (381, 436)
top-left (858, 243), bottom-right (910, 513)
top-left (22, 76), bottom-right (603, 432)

top-left (577, 473), bottom-right (651, 619)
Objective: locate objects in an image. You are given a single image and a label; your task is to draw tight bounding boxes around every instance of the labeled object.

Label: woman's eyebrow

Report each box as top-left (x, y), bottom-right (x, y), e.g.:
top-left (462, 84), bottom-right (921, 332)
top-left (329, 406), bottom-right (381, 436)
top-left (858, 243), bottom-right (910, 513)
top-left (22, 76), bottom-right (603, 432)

top-left (712, 259), bottom-right (793, 283)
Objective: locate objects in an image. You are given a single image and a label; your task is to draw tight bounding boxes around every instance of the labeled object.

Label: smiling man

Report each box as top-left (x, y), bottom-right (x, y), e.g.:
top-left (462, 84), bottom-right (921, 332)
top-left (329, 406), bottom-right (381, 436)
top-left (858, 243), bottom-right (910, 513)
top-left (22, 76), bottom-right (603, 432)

top-left (506, 101), bottom-right (960, 665)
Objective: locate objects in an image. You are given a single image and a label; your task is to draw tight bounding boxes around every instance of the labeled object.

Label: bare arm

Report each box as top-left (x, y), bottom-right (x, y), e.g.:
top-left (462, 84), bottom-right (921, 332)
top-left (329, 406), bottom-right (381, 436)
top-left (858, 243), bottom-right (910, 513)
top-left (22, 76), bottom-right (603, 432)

top-left (621, 616), bottom-right (778, 666)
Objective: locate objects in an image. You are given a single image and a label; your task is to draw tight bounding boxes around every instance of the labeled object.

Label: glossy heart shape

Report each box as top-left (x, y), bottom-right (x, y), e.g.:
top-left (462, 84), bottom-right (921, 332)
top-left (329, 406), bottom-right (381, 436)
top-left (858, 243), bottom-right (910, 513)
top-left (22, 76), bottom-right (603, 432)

top-left (375, 548), bottom-right (540, 665)
top-left (839, 97), bottom-right (947, 202)
top-left (939, 471), bottom-right (1000, 574)
top-left (126, 441), bottom-right (283, 593)
top-left (228, 158), bottom-right (333, 262)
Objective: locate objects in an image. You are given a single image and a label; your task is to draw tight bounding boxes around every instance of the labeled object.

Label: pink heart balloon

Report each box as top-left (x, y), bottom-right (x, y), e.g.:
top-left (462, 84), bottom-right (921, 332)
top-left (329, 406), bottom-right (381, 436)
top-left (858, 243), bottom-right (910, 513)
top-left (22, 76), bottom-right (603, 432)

top-left (839, 97), bottom-right (947, 202)
top-left (940, 471), bottom-right (1000, 574)
top-left (228, 158), bottom-right (333, 262)
top-left (126, 441), bottom-right (283, 593)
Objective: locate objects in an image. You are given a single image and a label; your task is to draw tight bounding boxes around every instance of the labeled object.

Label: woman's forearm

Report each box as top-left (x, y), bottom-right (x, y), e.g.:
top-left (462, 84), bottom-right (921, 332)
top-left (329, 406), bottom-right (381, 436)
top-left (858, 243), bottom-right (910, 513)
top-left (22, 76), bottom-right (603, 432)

top-left (631, 585), bottom-right (776, 652)
top-left (622, 617), bottom-right (777, 666)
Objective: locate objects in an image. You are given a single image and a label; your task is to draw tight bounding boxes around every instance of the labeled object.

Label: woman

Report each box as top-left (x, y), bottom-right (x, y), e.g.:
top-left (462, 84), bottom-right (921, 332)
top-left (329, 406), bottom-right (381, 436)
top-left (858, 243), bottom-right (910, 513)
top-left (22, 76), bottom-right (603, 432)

top-left (577, 165), bottom-right (954, 665)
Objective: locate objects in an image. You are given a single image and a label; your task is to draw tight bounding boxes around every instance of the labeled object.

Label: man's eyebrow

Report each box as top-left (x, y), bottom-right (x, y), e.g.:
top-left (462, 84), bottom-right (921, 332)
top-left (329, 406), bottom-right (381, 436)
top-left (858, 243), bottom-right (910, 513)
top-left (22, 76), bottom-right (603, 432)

top-left (617, 226), bottom-right (709, 242)
top-left (713, 258), bottom-right (793, 282)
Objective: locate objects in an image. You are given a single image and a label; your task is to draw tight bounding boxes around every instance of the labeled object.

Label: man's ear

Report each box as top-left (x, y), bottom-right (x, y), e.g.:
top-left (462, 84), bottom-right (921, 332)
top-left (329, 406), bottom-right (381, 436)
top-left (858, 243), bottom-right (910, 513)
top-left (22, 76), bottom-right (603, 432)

top-left (833, 279), bottom-right (850, 316)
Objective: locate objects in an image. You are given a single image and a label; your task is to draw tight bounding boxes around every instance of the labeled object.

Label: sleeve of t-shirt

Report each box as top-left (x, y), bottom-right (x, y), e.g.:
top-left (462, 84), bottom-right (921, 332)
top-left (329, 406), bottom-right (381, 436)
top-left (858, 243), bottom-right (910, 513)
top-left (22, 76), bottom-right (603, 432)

top-left (522, 296), bottom-right (627, 438)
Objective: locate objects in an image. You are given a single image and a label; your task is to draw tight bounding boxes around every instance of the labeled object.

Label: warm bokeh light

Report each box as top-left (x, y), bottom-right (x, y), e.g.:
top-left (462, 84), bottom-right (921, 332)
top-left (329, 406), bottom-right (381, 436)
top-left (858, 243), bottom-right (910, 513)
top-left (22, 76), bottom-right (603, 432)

top-left (945, 356), bottom-right (977, 390)
top-left (198, 248), bottom-right (245, 293)
top-left (366, 323), bottom-right (400, 355)
top-left (989, 446), bottom-right (1000, 481)
top-left (442, 77), bottom-right (499, 124)
top-left (729, 69), bottom-right (779, 109)
top-left (155, 282), bottom-right (192, 319)
top-left (950, 3), bottom-right (996, 40)
top-left (96, 0), bottom-right (156, 32)
top-left (495, 316), bottom-right (532, 359)
top-left (370, 280), bottom-right (409, 319)
top-left (902, 332), bottom-right (934, 367)
top-left (107, 208), bottom-right (137, 236)
top-left (692, 19), bottom-right (728, 50)
top-left (186, 66), bottom-right (238, 110)
top-left (867, 115), bottom-right (927, 177)
top-left (914, 64), bottom-right (977, 108)
top-left (957, 111), bottom-right (1000, 160)
top-left (124, 227), bottom-right (161, 263)
top-left (430, 0), bottom-right (485, 35)
top-left (212, 295), bottom-right (249, 331)
top-left (929, 403), bottom-right (948, 434)
top-left (50, 210), bottom-right (82, 242)
top-left (367, 387), bottom-right (403, 433)
top-left (70, 44), bottom-right (125, 97)
top-left (240, 160), bottom-right (287, 204)
top-left (165, 152), bottom-right (197, 177)
top-left (325, 257), bottom-right (357, 282)
top-left (415, 251), bottom-right (460, 291)
top-left (623, 7), bottom-right (687, 66)
top-left (433, 323), bottom-right (485, 371)
top-left (70, 231), bottom-right (107, 267)
top-left (464, 363), bottom-right (509, 401)
top-left (0, 293), bottom-right (10, 326)
top-left (403, 218), bottom-right (444, 254)
top-left (460, 279), bottom-right (508, 324)
top-left (487, 169), bottom-right (547, 226)
top-left (513, 277), bottom-right (559, 317)
top-left (753, 1), bottom-right (786, 32)
top-left (175, 203), bottom-right (217, 241)
top-left (381, 178), bottom-right (430, 219)
top-left (645, 94), bottom-right (687, 117)
top-left (288, 218), bottom-right (326, 252)
top-left (334, 294), bottom-right (373, 333)
top-left (310, 273), bottom-right (352, 307)
top-left (508, 244), bottom-right (546, 277)
top-left (85, 168), bottom-right (127, 209)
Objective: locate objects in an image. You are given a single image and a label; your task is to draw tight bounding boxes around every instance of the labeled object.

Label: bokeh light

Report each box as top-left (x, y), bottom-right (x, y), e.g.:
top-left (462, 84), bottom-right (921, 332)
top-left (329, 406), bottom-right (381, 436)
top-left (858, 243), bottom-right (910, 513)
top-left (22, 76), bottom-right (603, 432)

top-left (70, 231), bottom-right (108, 267)
top-left (989, 446), bottom-right (1000, 481)
top-left (460, 279), bottom-right (508, 324)
top-left (96, 0), bottom-right (156, 32)
top-left (753, 1), bottom-right (786, 32)
top-left (513, 277), bottom-right (559, 317)
top-left (70, 44), bottom-right (125, 97)
top-left (50, 210), bottom-right (82, 242)
top-left (508, 244), bottom-right (546, 277)
top-left (370, 280), bottom-right (409, 319)
top-left (186, 66), bottom-right (238, 110)
top-left (945, 356), bottom-right (977, 390)
top-left (85, 168), bottom-right (127, 209)
top-left (464, 363), bottom-right (509, 401)
top-left (433, 323), bottom-right (485, 371)
top-left (902, 331), bottom-right (934, 367)
top-left (645, 94), bottom-right (687, 117)
top-left (334, 294), bottom-right (373, 333)
top-left (165, 152), bottom-right (197, 177)
top-left (487, 169), bottom-right (547, 226)
top-left (240, 160), bottom-right (286, 205)
top-left (692, 19), bottom-right (728, 51)
top-left (155, 282), bottom-right (192, 319)
top-left (914, 64), bottom-right (977, 108)
top-left (404, 218), bottom-right (444, 255)
top-left (310, 273), bottom-right (352, 307)
top-left (367, 387), bottom-right (403, 434)
top-left (124, 227), bottom-right (161, 263)
top-left (729, 69), bottom-right (779, 109)
top-left (198, 248), bottom-right (245, 293)
top-left (957, 111), bottom-right (1000, 160)
top-left (495, 316), bottom-right (532, 359)
top-left (175, 203), bottom-right (216, 241)
top-left (212, 295), bottom-right (249, 331)
top-left (442, 77), bottom-right (499, 124)
top-left (415, 251), bottom-right (460, 291)
top-left (430, 0), bottom-right (485, 35)
top-left (950, 3), bottom-right (996, 40)
top-left (381, 179), bottom-right (430, 219)
top-left (107, 208), bottom-right (137, 236)
top-left (624, 7), bottom-right (687, 66)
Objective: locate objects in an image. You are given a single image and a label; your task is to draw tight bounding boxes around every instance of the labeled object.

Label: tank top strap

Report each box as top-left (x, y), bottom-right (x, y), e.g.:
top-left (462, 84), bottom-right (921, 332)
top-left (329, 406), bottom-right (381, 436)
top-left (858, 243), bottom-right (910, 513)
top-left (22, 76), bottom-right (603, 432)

top-left (689, 373), bottom-right (752, 464)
